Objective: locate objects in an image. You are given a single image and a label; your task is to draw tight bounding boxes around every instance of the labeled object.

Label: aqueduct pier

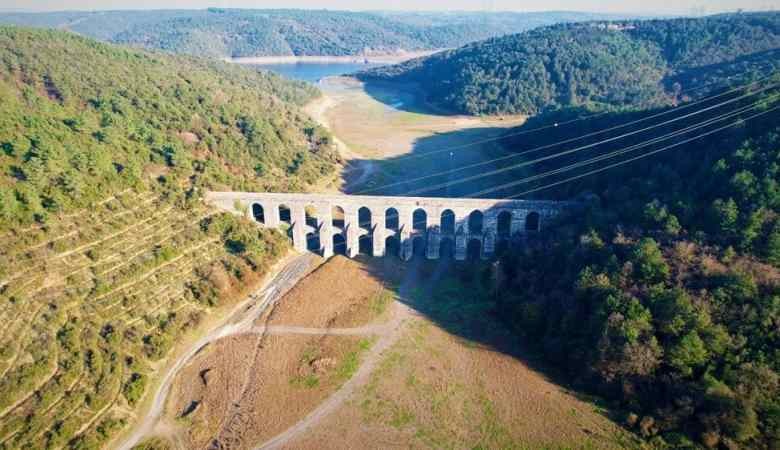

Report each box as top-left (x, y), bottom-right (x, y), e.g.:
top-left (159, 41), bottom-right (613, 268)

top-left (206, 192), bottom-right (576, 261)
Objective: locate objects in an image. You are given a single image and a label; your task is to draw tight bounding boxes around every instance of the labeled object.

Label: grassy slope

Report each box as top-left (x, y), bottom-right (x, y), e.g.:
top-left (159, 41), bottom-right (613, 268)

top-left (0, 27), bottom-right (338, 449)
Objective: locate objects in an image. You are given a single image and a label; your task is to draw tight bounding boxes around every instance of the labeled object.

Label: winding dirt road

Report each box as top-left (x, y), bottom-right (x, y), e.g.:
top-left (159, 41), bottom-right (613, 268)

top-left (116, 253), bottom-right (319, 450)
top-left (253, 258), bottom-right (426, 450)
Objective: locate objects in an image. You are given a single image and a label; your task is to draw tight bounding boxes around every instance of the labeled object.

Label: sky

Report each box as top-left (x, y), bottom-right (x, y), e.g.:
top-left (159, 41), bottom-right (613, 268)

top-left (0, 0), bottom-right (776, 15)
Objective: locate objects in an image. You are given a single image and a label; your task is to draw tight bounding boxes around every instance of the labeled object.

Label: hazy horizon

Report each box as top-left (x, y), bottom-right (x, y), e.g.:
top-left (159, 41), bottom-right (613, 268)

top-left (0, 1), bottom-right (776, 16)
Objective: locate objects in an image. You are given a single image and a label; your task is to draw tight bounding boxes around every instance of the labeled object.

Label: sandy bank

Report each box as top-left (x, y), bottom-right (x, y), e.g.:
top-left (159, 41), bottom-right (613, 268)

top-left (227, 50), bottom-right (442, 65)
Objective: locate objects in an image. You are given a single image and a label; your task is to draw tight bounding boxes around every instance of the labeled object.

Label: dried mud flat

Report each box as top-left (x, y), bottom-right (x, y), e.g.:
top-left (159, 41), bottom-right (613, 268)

top-left (162, 256), bottom-right (400, 449)
top-left (158, 256), bottom-right (629, 450)
top-left (167, 333), bottom-right (367, 448)
top-left (259, 255), bottom-right (402, 328)
top-left (306, 76), bottom-right (527, 195)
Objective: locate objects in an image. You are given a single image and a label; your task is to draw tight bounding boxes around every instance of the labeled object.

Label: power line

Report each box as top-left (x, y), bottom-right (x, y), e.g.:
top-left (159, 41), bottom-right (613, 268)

top-left (293, 89), bottom-right (778, 248)
top-left (467, 96), bottom-right (778, 198)
top-left (354, 75), bottom-right (777, 195)
top-left (504, 105), bottom-right (780, 199)
top-left (284, 77), bottom-right (779, 250)
top-left (346, 72), bottom-right (777, 183)
top-left (296, 96), bottom-right (774, 250)
top-left (398, 82), bottom-right (777, 197)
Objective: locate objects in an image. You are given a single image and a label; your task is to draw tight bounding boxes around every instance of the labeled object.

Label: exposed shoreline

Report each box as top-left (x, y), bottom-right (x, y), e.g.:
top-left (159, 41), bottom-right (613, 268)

top-left (227, 50), bottom-right (442, 65)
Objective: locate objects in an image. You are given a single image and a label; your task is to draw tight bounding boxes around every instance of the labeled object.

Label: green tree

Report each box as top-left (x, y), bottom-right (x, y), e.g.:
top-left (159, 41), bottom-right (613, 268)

top-left (667, 331), bottom-right (709, 377)
top-left (766, 222), bottom-right (780, 267)
top-left (632, 238), bottom-right (670, 285)
top-left (711, 198), bottom-right (740, 236)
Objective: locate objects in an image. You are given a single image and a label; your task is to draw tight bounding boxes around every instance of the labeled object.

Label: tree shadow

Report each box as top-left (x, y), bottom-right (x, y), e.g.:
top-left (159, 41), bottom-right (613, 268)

top-left (340, 123), bottom-right (531, 198)
top-left (353, 221), bottom-right (627, 427)
top-left (663, 48), bottom-right (780, 97)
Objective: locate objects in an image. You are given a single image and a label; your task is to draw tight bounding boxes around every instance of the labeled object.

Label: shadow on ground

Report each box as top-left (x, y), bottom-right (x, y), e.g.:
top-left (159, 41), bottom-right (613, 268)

top-left (340, 123), bottom-right (529, 197)
top-left (354, 244), bottom-right (618, 420)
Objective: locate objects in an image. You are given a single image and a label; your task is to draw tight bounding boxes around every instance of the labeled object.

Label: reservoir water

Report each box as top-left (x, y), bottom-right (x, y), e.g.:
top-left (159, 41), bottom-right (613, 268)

top-left (251, 62), bottom-right (384, 83)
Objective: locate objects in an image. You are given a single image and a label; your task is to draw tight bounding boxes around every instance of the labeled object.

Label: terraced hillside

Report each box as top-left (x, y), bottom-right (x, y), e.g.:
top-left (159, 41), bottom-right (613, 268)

top-left (0, 27), bottom-right (339, 449)
top-left (0, 191), bottom-right (289, 449)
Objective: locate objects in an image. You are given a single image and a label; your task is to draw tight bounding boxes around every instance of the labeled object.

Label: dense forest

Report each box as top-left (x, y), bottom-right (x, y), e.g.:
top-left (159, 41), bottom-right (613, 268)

top-left (0, 27), bottom-right (338, 449)
top-left (359, 12), bottom-right (780, 115)
top-left (0, 9), bottom-right (633, 59)
top-left (488, 83), bottom-right (780, 448)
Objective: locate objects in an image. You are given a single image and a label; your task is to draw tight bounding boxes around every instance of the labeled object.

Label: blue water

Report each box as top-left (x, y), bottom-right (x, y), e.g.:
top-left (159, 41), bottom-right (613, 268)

top-left (253, 62), bottom-right (384, 83)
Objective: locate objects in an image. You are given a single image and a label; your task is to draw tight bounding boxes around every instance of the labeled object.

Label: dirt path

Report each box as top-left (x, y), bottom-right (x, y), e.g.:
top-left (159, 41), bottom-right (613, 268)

top-left (116, 253), bottom-right (319, 450)
top-left (254, 259), bottom-right (425, 450)
top-left (245, 324), bottom-right (391, 336)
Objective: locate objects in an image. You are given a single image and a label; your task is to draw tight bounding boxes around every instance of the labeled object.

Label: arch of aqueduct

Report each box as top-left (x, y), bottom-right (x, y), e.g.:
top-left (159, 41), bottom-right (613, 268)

top-left (206, 192), bottom-right (576, 261)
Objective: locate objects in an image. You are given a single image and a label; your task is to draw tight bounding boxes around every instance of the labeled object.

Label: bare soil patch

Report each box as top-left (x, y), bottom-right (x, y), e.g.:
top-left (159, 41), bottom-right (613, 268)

top-left (260, 255), bottom-right (402, 329)
top-left (163, 256), bottom-right (401, 448)
top-left (166, 333), bottom-right (369, 449)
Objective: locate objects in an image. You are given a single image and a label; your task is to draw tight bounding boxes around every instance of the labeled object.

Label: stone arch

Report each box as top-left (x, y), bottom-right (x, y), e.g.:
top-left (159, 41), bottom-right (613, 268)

top-left (440, 237), bottom-right (455, 259)
top-left (332, 205), bottom-right (345, 228)
top-left (412, 208), bottom-right (427, 233)
top-left (305, 205), bottom-right (318, 228)
top-left (358, 207), bottom-right (372, 232)
top-left (359, 235), bottom-right (373, 255)
top-left (441, 209), bottom-right (455, 235)
top-left (467, 238), bottom-right (482, 261)
top-left (333, 233), bottom-right (347, 256)
top-left (306, 232), bottom-right (320, 253)
top-left (412, 236), bottom-right (426, 258)
top-left (526, 212), bottom-right (540, 232)
top-left (497, 211), bottom-right (512, 237)
top-left (252, 203), bottom-right (265, 224)
top-left (386, 208), bottom-right (399, 231)
top-left (385, 235), bottom-right (400, 257)
top-left (278, 204), bottom-right (292, 225)
top-left (468, 210), bottom-right (484, 234)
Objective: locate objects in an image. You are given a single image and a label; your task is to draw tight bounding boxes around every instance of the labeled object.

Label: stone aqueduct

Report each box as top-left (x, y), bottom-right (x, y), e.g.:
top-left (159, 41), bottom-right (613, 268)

top-left (206, 192), bottom-right (575, 261)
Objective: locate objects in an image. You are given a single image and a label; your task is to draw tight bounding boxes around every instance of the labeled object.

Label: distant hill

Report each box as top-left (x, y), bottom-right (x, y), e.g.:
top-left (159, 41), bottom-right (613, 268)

top-left (0, 9), bottom-right (638, 59)
top-left (358, 12), bottom-right (780, 115)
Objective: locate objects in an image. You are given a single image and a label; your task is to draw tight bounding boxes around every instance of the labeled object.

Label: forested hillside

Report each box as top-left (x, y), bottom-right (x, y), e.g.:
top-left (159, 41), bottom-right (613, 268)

top-left (488, 83), bottom-right (780, 448)
top-left (0, 9), bottom-right (632, 59)
top-left (0, 27), bottom-right (337, 449)
top-left (359, 12), bottom-right (780, 115)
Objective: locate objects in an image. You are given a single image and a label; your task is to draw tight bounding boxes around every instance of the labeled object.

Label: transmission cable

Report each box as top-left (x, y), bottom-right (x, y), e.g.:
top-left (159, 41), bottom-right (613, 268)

top-left (467, 96), bottom-right (778, 198)
top-left (502, 105), bottom-right (780, 199)
top-left (396, 82), bottom-right (777, 197)
top-left (341, 72), bottom-right (775, 176)
top-left (354, 75), bottom-right (776, 195)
